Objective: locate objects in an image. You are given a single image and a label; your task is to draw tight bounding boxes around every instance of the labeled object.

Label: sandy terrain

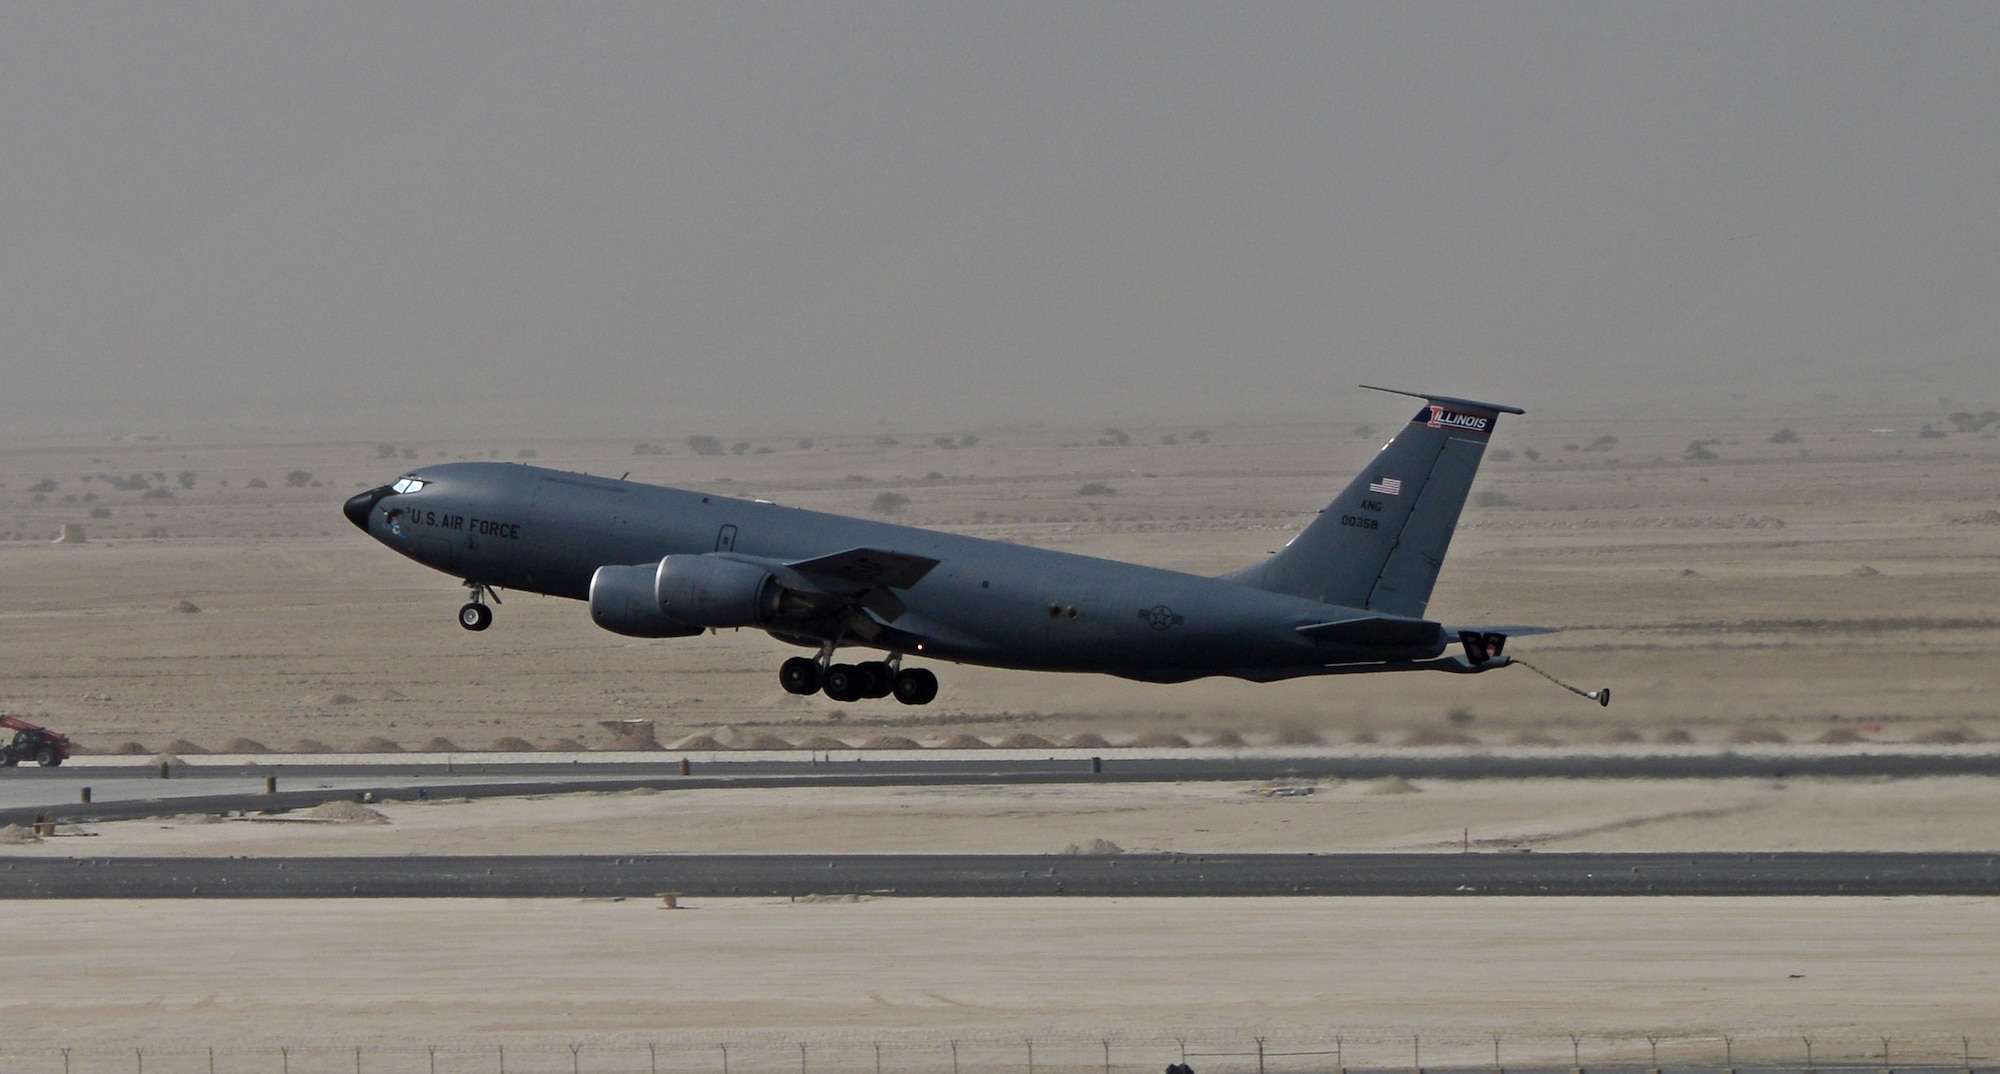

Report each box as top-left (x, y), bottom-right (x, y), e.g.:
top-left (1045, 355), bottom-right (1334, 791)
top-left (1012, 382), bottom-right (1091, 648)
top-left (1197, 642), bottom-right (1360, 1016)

top-left (3, 410), bottom-right (1998, 1053)
top-left (12, 775), bottom-right (2000, 858)
top-left (2, 896), bottom-right (1995, 1061)
top-left (1, 409), bottom-right (1998, 754)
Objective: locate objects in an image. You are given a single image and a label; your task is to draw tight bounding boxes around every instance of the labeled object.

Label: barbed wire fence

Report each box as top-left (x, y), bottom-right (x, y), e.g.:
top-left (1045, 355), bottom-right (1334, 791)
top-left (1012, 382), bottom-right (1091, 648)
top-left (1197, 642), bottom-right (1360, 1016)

top-left (5, 1032), bottom-right (1990, 1074)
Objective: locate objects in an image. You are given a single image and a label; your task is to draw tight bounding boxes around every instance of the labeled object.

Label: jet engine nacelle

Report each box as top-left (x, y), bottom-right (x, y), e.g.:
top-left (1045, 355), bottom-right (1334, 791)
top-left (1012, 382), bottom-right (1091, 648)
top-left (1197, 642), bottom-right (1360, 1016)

top-left (588, 564), bottom-right (704, 639)
top-left (654, 554), bottom-right (782, 629)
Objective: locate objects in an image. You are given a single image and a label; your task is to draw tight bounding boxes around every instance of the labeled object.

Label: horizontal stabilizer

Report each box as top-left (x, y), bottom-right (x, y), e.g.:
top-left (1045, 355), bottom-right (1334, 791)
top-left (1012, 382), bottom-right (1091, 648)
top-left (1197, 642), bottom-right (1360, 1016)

top-left (1296, 616), bottom-right (1443, 649)
top-left (786, 547), bottom-right (940, 590)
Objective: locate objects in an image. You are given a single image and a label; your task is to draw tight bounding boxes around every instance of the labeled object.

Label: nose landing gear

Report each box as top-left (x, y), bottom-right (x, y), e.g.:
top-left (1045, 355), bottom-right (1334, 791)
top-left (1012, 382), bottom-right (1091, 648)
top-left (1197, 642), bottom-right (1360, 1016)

top-left (458, 582), bottom-right (501, 631)
top-left (778, 652), bottom-right (938, 705)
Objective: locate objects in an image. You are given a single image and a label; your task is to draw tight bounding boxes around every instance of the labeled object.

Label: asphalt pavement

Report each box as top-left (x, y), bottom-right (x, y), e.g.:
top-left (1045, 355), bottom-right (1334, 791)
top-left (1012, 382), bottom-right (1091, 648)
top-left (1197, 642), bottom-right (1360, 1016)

top-left (2, 852), bottom-right (1995, 899)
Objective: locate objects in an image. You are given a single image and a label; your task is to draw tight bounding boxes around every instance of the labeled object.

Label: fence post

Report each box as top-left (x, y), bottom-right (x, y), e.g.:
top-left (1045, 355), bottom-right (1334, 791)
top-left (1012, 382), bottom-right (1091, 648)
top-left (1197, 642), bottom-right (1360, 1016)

top-left (1103, 1039), bottom-right (1112, 1074)
top-left (1570, 1034), bottom-right (1585, 1074)
top-left (431, 1045), bottom-right (439, 1074)
top-left (721, 1043), bottom-right (730, 1074)
top-left (1803, 1036), bottom-right (1815, 1074)
top-left (1647, 1034), bottom-right (1662, 1074)
top-left (572, 1043), bottom-right (583, 1074)
top-left (1027, 1038), bottom-right (1035, 1074)
top-left (1259, 1036), bottom-right (1267, 1074)
top-left (875, 1041), bottom-right (883, 1074)
top-left (950, 1041), bottom-right (959, 1074)
top-left (1493, 1034), bottom-right (1502, 1073)
top-left (800, 1041), bottom-right (808, 1074)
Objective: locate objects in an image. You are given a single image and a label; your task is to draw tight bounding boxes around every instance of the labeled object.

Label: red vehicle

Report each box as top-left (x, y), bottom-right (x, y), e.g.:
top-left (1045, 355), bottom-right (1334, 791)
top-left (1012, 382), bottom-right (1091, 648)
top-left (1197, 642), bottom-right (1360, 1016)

top-left (0, 715), bottom-right (71, 768)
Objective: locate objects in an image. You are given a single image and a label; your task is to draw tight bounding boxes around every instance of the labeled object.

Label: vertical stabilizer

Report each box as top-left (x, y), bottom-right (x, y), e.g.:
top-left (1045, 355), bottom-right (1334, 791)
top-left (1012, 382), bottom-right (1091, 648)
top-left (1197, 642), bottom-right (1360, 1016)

top-left (1225, 388), bottom-right (1522, 618)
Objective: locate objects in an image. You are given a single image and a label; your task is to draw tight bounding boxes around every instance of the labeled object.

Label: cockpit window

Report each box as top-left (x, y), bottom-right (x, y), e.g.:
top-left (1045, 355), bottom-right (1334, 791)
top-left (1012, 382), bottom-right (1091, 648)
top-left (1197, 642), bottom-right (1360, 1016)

top-left (391, 477), bottom-right (427, 494)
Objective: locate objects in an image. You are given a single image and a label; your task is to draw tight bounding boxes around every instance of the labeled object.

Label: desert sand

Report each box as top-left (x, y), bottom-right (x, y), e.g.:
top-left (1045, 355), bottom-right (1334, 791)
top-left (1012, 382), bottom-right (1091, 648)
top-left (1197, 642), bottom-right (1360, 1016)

top-left (1, 410), bottom-right (1998, 753)
top-left (2, 409), bottom-right (1998, 1053)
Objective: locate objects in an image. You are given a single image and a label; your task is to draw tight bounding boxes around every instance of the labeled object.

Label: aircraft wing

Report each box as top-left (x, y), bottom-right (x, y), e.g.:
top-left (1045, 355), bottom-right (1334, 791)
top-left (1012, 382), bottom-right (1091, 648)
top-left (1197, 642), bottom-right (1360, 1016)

top-left (779, 547), bottom-right (941, 623)
top-left (785, 547), bottom-right (940, 590)
top-left (1295, 616), bottom-right (1443, 648)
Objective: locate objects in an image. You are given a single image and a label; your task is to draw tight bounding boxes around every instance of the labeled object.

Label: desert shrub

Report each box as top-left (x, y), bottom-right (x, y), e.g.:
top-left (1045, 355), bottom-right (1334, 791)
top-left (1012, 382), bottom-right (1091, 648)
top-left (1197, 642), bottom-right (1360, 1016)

top-left (246, 478), bottom-right (268, 488)
top-left (284, 470), bottom-right (313, 488)
top-left (1769, 428), bottom-right (1800, 444)
top-left (1684, 441), bottom-right (1719, 461)
top-left (1473, 490), bottom-right (1515, 507)
top-left (687, 435), bottom-right (724, 456)
top-left (870, 492), bottom-right (910, 515)
top-left (29, 478), bottom-right (57, 493)
top-left (730, 441), bottom-right (751, 455)
top-left (1076, 482), bottom-right (1118, 497)
top-left (1097, 428), bottom-right (1131, 446)
top-left (89, 506), bottom-right (111, 519)
top-left (874, 436), bottom-right (899, 448)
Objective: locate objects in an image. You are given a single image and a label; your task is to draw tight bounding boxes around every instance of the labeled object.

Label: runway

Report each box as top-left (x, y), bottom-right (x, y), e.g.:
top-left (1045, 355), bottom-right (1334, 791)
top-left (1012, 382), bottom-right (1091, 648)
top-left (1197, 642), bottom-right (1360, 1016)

top-left (8, 746), bottom-right (2000, 827)
top-left (3, 852), bottom-right (1995, 898)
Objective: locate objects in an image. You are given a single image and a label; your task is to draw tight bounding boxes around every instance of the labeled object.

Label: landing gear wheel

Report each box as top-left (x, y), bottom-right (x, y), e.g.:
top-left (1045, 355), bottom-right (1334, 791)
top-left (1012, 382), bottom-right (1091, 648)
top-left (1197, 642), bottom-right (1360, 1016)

top-left (858, 661), bottom-right (894, 699)
top-left (891, 667), bottom-right (939, 706)
top-left (822, 663), bottom-right (865, 703)
top-left (458, 602), bottom-right (493, 631)
top-left (779, 657), bottom-right (823, 696)
top-left (34, 745), bottom-right (59, 768)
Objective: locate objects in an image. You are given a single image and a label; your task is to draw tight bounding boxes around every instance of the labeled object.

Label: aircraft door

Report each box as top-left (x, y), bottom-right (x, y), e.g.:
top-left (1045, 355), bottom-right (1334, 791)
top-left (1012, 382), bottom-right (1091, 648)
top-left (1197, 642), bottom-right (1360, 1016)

top-left (715, 524), bottom-right (738, 552)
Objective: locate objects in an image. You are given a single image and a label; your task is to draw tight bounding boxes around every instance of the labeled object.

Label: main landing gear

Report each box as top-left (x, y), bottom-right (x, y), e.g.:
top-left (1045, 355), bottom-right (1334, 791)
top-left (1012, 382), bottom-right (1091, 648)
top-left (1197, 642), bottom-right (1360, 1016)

top-left (458, 582), bottom-right (500, 631)
top-left (779, 654), bottom-right (938, 706)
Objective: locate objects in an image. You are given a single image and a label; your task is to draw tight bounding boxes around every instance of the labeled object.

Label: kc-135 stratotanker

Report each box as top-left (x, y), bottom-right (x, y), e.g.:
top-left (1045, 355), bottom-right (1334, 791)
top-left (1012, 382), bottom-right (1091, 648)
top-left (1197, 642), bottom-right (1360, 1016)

top-left (344, 388), bottom-right (1607, 707)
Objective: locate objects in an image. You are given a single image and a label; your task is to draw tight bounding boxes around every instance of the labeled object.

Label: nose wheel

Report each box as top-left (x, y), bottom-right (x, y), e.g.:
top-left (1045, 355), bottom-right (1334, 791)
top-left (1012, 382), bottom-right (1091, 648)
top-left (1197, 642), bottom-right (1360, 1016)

top-left (457, 582), bottom-right (500, 631)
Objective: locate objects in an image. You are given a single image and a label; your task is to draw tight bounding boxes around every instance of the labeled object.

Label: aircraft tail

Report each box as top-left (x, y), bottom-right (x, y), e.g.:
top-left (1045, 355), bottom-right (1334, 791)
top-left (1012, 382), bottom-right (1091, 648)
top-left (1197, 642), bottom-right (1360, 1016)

top-left (1224, 387), bottom-right (1522, 618)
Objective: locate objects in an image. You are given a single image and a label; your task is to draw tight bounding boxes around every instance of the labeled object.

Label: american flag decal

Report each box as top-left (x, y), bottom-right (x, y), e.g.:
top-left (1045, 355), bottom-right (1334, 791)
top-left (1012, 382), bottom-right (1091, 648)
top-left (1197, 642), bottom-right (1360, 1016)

top-left (1368, 476), bottom-right (1403, 496)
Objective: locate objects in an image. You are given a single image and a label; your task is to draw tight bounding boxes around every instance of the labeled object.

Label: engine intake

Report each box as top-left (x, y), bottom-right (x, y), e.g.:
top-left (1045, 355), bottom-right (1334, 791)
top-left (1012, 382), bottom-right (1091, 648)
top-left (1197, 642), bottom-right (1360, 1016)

top-left (588, 564), bottom-right (703, 638)
top-left (655, 554), bottom-right (782, 628)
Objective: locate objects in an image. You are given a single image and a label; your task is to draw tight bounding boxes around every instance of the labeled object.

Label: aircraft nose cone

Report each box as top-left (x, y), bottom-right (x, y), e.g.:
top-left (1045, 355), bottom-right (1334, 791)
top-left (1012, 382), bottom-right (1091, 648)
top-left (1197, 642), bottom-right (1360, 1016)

top-left (344, 487), bottom-right (391, 531)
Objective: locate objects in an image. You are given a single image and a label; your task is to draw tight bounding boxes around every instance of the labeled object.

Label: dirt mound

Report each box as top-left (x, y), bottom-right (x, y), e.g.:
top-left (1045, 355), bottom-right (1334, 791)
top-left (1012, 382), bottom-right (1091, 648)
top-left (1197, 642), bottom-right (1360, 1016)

top-left (324, 693), bottom-right (359, 706)
top-left (937, 734), bottom-right (989, 749)
top-left (170, 812), bottom-right (223, 825)
top-left (675, 735), bottom-right (730, 751)
top-left (1729, 726), bottom-right (1788, 745)
top-left (224, 738), bottom-right (271, 754)
top-left (0, 824), bottom-right (40, 845)
top-left (1203, 730), bottom-right (1247, 748)
top-left (542, 738), bottom-right (586, 751)
top-left (1058, 838), bottom-right (1124, 855)
top-left (1816, 727), bottom-right (1866, 744)
top-left (707, 724), bottom-right (746, 747)
top-left (488, 737), bottom-right (535, 752)
top-left (1128, 731), bottom-right (1190, 748)
top-left (1361, 776), bottom-right (1420, 795)
top-left (418, 737), bottom-right (462, 752)
top-left (1913, 727), bottom-right (1976, 744)
top-left (1507, 731), bottom-right (1562, 746)
top-left (859, 735), bottom-right (922, 750)
top-left (799, 736), bottom-right (851, 751)
top-left (112, 741), bottom-right (151, 756)
top-left (743, 734), bottom-right (795, 750)
top-left (597, 720), bottom-right (660, 750)
top-left (994, 733), bottom-right (1055, 749)
top-left (287, 739), bottom-right (334, 754)
top-left (173, 599), bottom-right (202, 613)
top-left (1850, 564), bottom-right (1883, 577)
top-left (1270, 725), bottom-right (1323, 746)
top-left (306, 800), bottom-right (389, 824)
top-left (354, 736), bottom-right (402, 753)
top-left (1065, 732), bottom-right (1111, 748)
top-left (790, 893), bottom-right (868, 903)
top-left (1656, 728), bottom-right (1696, 744)
top-left (162, 738), bottom-right (208, 755)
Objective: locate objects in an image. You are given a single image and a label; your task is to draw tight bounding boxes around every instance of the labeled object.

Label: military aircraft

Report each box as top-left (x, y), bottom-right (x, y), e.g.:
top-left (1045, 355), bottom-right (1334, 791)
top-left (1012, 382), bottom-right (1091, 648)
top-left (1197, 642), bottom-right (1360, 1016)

top-left (344, 387), bottom-right (1605, 706)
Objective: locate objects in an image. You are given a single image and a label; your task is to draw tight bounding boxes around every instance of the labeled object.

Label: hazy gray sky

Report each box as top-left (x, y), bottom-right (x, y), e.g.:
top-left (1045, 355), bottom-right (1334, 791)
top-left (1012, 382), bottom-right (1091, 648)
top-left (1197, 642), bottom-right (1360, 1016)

top-left (3, 3), bottom-right (1996, 436)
